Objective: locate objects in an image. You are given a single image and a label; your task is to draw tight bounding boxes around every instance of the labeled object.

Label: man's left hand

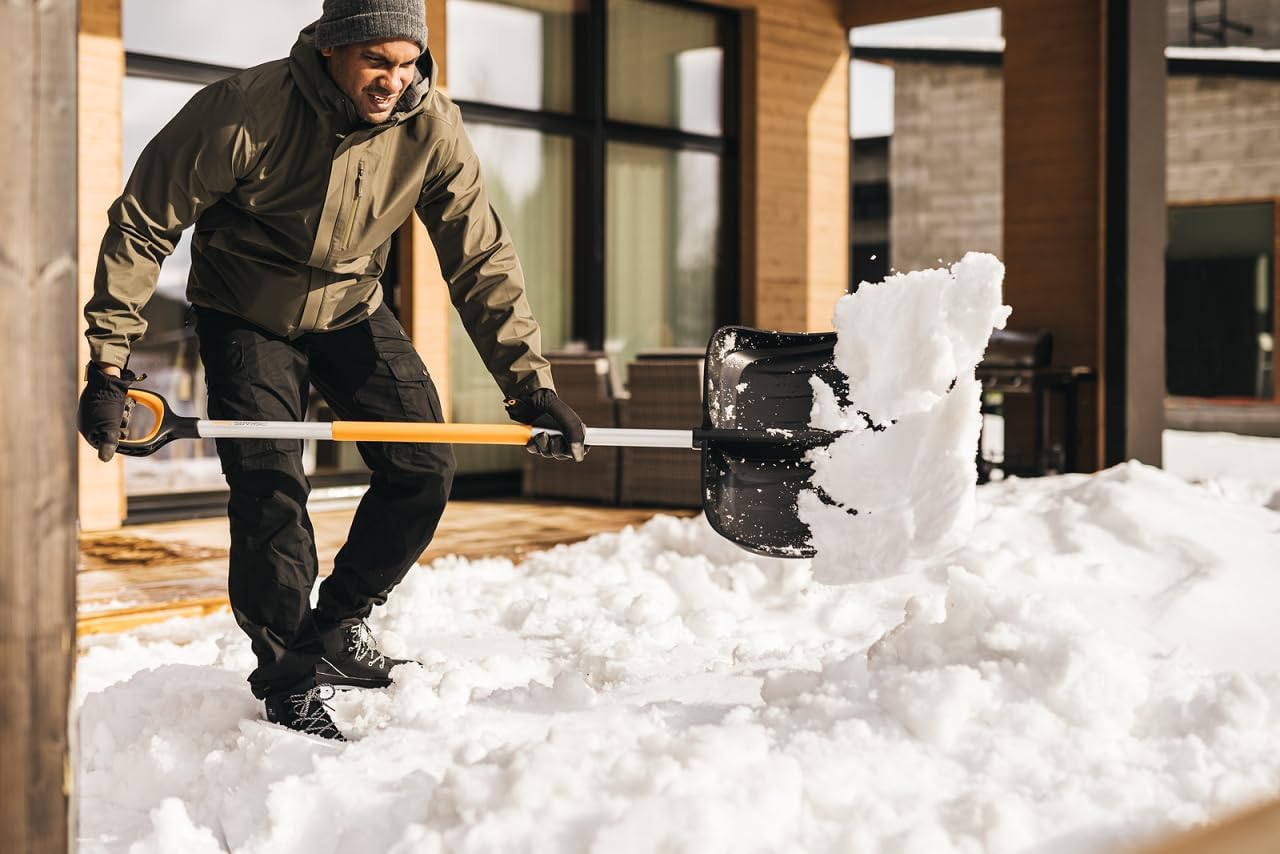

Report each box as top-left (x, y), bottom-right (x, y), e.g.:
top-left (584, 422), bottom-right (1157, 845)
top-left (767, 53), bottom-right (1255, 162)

top-left (504, 389), bottom-right (587, 462)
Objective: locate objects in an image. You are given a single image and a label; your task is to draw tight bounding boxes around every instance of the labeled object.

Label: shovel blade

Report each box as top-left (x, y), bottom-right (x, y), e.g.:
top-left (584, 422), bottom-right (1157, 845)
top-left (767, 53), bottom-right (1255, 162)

top-left (700, 327), bottom-right (843, 558)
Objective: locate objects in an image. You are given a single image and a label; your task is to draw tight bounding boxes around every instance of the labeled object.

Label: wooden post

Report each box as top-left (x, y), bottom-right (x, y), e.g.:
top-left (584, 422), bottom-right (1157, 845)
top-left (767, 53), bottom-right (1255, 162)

top-left (0, 1), bottom-right (80, 852)
top-left (1103, 0), bottom-right (1167, 466)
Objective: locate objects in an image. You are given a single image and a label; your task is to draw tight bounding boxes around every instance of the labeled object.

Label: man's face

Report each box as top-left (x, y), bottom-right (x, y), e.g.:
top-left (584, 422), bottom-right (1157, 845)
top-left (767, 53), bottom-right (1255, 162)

top-left (321, 39), bottom-right (421, 124)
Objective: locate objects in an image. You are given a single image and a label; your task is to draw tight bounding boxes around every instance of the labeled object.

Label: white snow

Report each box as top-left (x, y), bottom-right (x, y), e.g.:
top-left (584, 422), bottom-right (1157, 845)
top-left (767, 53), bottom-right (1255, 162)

top-left (77, 249), bottom-right (1280, 852)
top-left (850, 8), bottom-right (1004, 53)
top-left (1166, 45), bottom-right (1280, 64)
top-left (1163, 429), bottom-right (1280, 510)
top-left (77, 452), bottom-right (1280, 853)
top-left (801, 252), bottom-right (1010, 582)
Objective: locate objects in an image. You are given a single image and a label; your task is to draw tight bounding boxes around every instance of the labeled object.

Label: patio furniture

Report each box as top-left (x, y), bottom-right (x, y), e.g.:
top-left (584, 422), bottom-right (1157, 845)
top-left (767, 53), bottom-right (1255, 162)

top-left (522, 350), bottom-right (621, 503)
top-left (617, 350), bottom-right (705, 508)
top-left (977, 330), bottom-right (1096, 480)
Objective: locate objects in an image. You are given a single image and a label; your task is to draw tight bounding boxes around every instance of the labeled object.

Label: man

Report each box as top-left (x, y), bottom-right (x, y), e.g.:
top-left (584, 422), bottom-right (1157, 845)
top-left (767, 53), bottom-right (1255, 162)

top-left (77, 0), bottom-right (585, 741)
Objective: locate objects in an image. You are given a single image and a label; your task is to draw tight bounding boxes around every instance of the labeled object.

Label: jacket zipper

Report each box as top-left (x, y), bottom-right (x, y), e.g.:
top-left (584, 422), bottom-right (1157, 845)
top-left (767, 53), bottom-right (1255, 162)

top-left (342, 160), bottom-right (366, 250)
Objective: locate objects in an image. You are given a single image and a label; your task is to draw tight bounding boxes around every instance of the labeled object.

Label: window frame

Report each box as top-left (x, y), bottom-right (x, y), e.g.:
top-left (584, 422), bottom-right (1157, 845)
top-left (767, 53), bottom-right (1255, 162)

top-left (1166, 196), bottom-right (1280, 403)
top-left (449, 0), bottom-right (741, 351)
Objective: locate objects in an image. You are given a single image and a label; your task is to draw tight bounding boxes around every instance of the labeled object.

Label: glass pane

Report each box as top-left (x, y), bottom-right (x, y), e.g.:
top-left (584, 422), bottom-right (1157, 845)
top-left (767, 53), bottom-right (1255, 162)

top-left (120, 77), bottom-right (225, 495)
top-left (124, 0), bottom-right (322, 68)
top-left (606, 143), bottom-right (720, 372)
top-left (447, 0), bottom-right (583, 113)
top-left (450, 125), bottom-right (575, 473)
top-left (1167, 203), bottom-right (1275, 399)
top-left (607, 0), bottom-right (723, 135)
top-left (122, 77), bottom-right (201, 295)
top-left (120, 75), bottom-right (374, 495)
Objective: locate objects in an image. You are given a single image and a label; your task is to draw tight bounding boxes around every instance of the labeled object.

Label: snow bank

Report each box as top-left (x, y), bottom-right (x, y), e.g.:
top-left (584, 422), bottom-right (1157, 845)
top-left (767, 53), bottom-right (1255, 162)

top-left (78, 459), bottom-right (1280, 853)
top-left (802, 252), bottom-right (1011, 582)
top-left (1163, 429), bottom-right (1280, 510)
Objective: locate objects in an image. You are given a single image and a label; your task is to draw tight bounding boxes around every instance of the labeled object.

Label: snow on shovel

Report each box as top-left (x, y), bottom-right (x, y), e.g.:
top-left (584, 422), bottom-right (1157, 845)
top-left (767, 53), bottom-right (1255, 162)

top-left (117, 325), bottom-right (846, 559)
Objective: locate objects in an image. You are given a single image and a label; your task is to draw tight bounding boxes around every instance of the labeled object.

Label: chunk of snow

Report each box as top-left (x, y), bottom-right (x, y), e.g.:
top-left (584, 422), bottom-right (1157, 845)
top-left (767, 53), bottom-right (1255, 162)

top-left (802, 252), bottom-right (1010, 582)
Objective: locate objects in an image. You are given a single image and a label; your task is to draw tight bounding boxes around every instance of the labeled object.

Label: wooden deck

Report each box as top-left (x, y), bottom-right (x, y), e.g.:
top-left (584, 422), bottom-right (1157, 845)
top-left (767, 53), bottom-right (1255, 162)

top-left (78, 499), bottom-right (695, 636)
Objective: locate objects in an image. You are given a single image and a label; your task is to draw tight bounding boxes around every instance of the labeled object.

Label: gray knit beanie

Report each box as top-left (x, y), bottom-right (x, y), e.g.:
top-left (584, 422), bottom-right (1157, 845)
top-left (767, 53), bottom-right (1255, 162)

top-left (315, 0), bottom-right (428, 51)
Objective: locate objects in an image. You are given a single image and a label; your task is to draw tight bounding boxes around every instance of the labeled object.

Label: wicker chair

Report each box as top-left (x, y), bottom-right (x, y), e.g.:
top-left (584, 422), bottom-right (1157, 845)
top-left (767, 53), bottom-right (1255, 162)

top-left (617, 351), bottom-right (705, 508)
top-left (521, 351), bottom-right (621, 503)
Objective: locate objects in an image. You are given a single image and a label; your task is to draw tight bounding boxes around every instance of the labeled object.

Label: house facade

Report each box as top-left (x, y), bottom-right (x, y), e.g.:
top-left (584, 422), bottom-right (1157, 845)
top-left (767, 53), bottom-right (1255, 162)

top-left (77, 0), bottom-right (1168, 529)
top-left (853, 2), bottom-right (1280, 447)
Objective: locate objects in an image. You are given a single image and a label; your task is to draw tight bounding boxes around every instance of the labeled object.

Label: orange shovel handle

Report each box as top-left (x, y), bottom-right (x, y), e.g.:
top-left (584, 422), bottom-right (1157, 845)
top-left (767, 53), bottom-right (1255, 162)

top-left (331, 422), bottom-right (534, 445)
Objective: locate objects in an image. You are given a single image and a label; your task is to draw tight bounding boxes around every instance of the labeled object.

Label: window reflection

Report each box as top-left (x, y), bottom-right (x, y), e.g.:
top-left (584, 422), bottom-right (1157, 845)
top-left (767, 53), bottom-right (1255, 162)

top-left (124, 0), bottom-right (322, 67)
top-left (607, 0), bottom-right (723, 135)
top-left (442, 0), bottom-right (734, 478)
top-left (451, 124), bottom-right (575, 473)
top-left (606, 144), bottom-right (720, 371)
top-left (119, 77), bottom-right (224, 496)
top-left (122, 78), bottom-right (200, 298)
top-left (119, 73), bottom-right (376, 495)
top-left (1167, 203), bottom-right (1275, 399)
top-left (447, 0), bottom-right (583, 113)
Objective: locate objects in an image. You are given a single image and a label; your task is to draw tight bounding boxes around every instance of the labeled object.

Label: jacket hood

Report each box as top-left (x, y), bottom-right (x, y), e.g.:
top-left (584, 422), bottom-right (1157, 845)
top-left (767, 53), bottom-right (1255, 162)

top-left (289, 22), bottom-right (437, 129)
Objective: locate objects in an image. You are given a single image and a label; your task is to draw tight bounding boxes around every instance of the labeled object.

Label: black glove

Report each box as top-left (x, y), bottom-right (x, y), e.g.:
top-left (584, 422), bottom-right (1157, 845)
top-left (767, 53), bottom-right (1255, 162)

top-left (77, 362), bottom-right (138, 462)
top-left (504, 388), bottom-right (587, 462)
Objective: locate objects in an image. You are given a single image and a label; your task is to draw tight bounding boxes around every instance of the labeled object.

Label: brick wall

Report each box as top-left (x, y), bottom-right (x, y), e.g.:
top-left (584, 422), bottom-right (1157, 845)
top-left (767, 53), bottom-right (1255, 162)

top-left (885, 63), bottom-right (1280, 256)
top-left (888, 60), bottom-right (1003, 273)
top-left (1168, 73), bottom-right (1280, 202)
top-left (1168, 0), bottom-right (1280, 49)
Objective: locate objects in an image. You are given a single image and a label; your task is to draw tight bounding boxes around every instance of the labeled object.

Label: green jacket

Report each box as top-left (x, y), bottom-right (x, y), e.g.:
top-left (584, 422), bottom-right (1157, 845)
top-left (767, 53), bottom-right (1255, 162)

top-left (85, 25), bottom-right (554, 398)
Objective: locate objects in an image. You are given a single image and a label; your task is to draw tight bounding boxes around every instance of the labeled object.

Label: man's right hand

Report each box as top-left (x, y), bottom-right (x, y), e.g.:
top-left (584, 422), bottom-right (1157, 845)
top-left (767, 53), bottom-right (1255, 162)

top-left (77, 362), bottom-right (136, 462)
top-left (504, 388), bottom-right (587, 462)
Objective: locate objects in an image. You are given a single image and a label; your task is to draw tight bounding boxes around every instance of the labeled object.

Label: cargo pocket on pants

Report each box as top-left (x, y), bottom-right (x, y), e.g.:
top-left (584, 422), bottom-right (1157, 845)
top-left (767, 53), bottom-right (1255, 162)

top-left (386, 351), bottom-right (444, 424)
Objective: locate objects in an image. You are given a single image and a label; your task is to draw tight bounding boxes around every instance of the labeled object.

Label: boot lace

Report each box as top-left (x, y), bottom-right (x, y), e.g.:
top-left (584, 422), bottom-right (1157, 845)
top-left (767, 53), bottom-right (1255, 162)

top-left (347, 620), bottom-right (388, 669)
top-left (291, 684), bottom-right (343, 739)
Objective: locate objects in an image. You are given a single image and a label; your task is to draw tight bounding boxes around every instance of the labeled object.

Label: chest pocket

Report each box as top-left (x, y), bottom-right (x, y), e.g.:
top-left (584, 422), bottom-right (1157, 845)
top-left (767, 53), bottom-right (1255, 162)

top-left (340, 148), bottom-right (383, 253)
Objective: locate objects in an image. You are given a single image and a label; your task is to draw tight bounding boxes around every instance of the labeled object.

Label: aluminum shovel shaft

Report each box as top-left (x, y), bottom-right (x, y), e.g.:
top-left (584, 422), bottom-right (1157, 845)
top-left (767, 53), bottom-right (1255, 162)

top-left (206, 419), bottom-right (695, 448)
top-left (118, 389), bottom-right (695, 455)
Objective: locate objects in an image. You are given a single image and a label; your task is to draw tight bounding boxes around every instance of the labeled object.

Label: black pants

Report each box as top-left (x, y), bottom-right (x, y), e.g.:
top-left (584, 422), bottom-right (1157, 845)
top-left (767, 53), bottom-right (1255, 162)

top-left (195, 303), bottom-right (456, 699)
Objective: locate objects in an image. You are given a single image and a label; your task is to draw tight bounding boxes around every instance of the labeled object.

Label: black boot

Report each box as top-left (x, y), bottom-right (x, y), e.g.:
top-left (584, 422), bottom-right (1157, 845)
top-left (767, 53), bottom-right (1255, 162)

top-left (315, 618), bottom-right (417, 689)
top-left (263, 683), bottom-right (347, 741)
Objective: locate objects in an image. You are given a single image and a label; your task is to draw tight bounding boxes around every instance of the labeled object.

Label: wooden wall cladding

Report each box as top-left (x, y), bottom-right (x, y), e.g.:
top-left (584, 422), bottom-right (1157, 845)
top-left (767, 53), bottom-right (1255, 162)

top-left (78, 0), bottom-right (127, 530)
top-left (705, 0), bottom-right (851, 333)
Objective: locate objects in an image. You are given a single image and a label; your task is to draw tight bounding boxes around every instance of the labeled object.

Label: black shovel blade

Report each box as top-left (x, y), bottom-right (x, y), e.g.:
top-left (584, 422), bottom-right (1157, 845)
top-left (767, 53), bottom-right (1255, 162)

top-left (700, 326), bottom-right (845, 558)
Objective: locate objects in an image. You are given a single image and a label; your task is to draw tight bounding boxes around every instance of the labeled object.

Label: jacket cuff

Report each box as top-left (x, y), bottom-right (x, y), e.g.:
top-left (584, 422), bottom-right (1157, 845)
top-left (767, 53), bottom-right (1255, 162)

top-left (506, 366), bottom-right (557, 400)
top-left (88, 340), bottom-right (130, 371)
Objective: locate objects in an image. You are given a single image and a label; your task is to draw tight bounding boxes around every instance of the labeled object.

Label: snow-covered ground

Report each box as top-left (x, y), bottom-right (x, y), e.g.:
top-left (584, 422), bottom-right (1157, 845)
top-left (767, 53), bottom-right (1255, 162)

top-left (1163, 429), bottom-right (1280, 511)
top-left (77, 439), bottom-right (1280, 854)
top-left (77, 450), bottom-right (1280, 850)
top-left (77, 255), bottom-right (1280, 853)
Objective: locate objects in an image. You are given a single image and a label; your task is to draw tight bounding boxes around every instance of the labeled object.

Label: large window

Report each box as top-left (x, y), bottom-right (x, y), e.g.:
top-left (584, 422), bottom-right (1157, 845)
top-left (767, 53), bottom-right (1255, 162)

top-left (120, 0), bottom-right (376, 501)
top-left (606, 0), bottom-right (724, 135)
top-left (447, 0), bottom-right (739, 474)
top-left (446, 0), bottom-right (579, 113)
top-left (606, 144), bottom-right (720, 366)
top-left (1167, 202), bottom-right (1276, 399)
top-left (123, 0), bottom-right (322, 67)
top-left (450, 125), bottom-right (576, 473)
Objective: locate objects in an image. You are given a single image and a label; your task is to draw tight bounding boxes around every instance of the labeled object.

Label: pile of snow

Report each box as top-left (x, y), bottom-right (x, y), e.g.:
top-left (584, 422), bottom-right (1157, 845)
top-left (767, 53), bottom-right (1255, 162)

top-left (1163, 429), bottom-right (1280, 511)
top-left (803, 252), bottom-right (1010, 582)
top-left (78, 458), bottom-right (1280, 853)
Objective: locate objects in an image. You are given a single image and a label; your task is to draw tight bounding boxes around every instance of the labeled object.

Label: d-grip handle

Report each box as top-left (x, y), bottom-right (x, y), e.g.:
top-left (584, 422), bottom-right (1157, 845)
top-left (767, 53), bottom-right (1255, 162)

top-left (116, 389), bottom-right (200, 457)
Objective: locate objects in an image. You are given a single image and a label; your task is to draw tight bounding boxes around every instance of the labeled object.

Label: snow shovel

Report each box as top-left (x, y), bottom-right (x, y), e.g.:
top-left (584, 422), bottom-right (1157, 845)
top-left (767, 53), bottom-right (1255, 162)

top-left (118, 326), bottom-right (843, 558)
